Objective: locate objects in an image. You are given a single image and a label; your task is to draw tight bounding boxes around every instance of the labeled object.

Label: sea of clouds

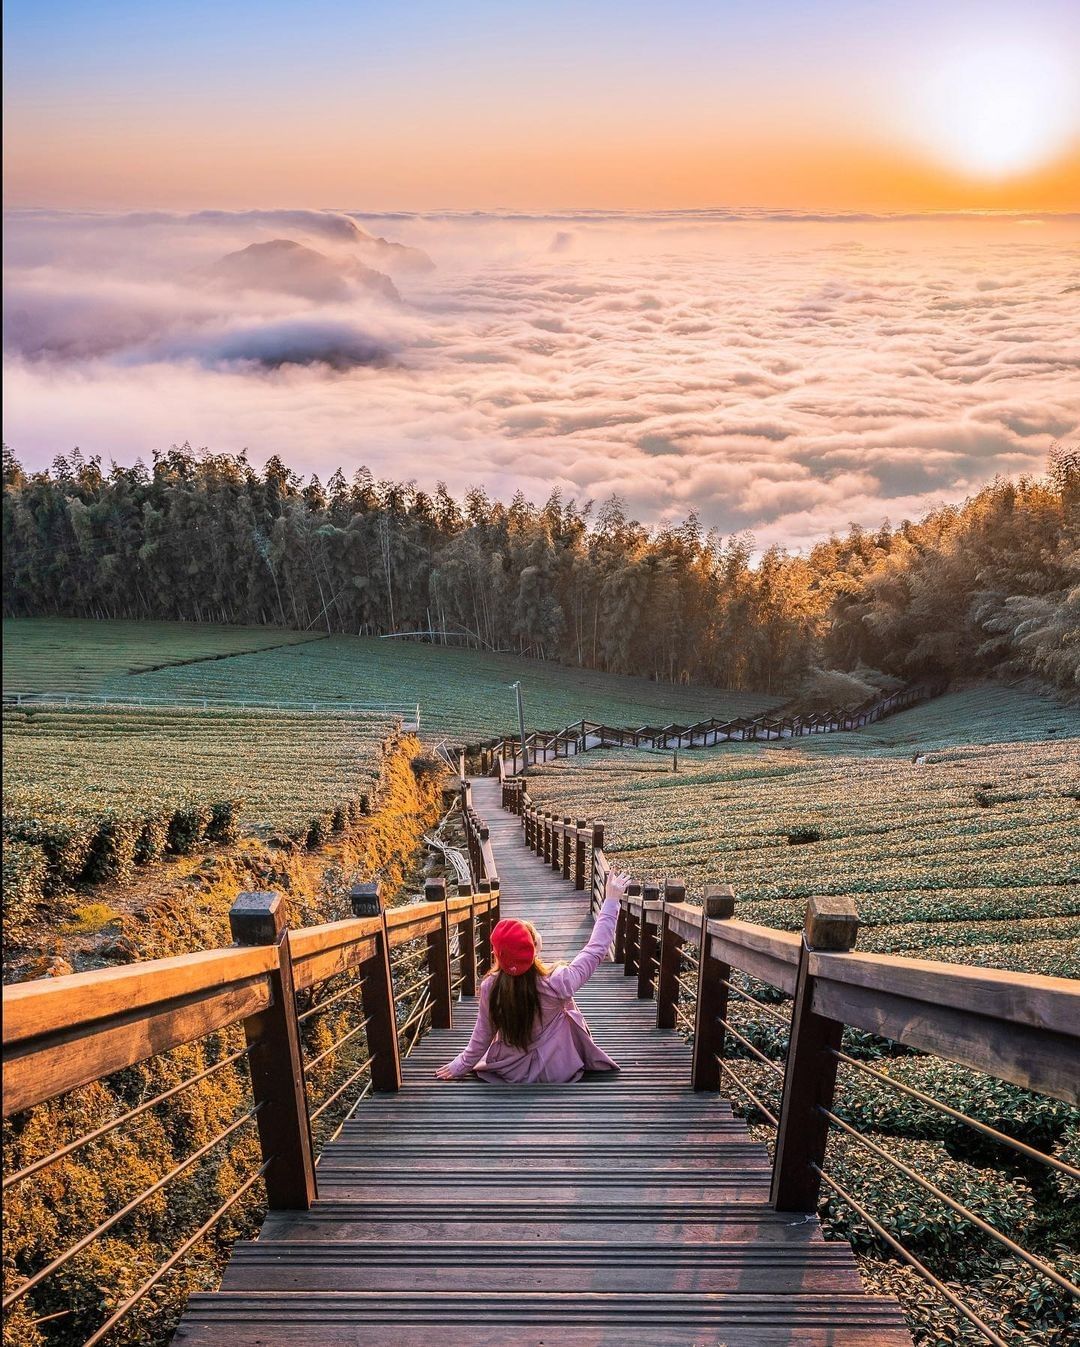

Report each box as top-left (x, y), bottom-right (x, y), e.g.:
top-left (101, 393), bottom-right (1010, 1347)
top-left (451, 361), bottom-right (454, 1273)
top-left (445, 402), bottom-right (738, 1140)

top-left (3, 207), bottom-right (1078, 548)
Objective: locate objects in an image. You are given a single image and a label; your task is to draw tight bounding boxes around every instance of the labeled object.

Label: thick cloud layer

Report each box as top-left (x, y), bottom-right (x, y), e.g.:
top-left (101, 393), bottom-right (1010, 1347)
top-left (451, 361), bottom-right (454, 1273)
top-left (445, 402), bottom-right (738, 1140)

top-left (3, 208), bottom-right (1077, 548)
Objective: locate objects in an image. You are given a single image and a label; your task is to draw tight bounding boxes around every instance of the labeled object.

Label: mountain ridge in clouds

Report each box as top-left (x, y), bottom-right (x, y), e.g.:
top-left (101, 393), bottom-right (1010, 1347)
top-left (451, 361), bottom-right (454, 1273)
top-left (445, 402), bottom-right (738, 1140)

top-left (204, 238), bottom-right (401, 303)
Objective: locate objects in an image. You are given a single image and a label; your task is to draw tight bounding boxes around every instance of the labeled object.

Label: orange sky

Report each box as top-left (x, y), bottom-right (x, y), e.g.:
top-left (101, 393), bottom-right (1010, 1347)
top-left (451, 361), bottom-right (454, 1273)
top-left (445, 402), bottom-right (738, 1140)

top-left (3, 1), bottom-right (1079, 212)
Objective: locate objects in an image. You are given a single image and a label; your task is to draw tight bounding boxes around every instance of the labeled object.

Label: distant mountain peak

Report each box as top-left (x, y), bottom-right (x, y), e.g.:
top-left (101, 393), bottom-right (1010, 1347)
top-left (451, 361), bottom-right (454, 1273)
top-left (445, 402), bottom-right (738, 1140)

top-left (206, 238), bottom-right (400, 302)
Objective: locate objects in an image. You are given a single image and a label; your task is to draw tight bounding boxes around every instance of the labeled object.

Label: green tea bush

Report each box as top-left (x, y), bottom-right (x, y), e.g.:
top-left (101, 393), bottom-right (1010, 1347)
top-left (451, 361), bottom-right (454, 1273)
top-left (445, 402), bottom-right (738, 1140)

top-left (2, 840), bottom-right (49, 939)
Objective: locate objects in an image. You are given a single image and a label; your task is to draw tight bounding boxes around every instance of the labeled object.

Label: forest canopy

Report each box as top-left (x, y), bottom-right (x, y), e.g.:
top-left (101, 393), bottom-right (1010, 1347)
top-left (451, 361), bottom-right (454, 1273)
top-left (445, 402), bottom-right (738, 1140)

top-left (3, 443), bottom-right (1077, 695)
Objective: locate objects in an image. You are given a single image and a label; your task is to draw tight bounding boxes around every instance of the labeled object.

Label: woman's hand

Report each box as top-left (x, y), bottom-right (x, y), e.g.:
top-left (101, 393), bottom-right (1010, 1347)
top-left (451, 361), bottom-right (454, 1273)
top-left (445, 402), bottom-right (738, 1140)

top-left (605, 870), bottom-right (632, 900)
top-left (434, 1063), bottom-right (457, 1080)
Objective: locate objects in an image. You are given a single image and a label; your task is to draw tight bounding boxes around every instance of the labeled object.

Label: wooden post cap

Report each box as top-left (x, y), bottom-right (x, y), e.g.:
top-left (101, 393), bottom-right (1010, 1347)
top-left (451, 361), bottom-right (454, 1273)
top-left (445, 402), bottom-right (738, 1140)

top-left (477, 880), bottom-right (491, 894)
top-left (626, 881), bottom-right (643, 897)
top-left (703, 883), bottom-right (736, 919)
top-left (592, 822), bottom-right (606, 846)
top-left (457, 881), bottom-right (473, 897)
top-left (576, 818), bottom-right (587, 828)
top-left (804, 895), bottom-right (859, 951)
top-left (479, 826), bottom-right (490, 841)
top-left (643, 883), bottom-right (661, 904)
top-left (664, 879), bottom-right (686, 903)
top-left (230, 891), bottom-right (285, 945)
top-left (424, 878), bottom-right (448, 903)
top-left (350, 881), bottom-right (383, 917)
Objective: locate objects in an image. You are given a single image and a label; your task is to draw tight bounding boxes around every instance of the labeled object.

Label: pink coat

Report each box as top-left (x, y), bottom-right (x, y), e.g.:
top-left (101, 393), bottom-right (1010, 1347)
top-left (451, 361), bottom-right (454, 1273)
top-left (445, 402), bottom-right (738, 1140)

top-left (444, 896), bottom-right (621, 1083)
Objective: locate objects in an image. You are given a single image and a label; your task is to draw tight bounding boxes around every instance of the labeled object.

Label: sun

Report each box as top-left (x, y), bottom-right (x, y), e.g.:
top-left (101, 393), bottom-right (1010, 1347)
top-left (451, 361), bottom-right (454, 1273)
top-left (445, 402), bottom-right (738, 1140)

top-left (907, 40), bottom-right (1078, 180)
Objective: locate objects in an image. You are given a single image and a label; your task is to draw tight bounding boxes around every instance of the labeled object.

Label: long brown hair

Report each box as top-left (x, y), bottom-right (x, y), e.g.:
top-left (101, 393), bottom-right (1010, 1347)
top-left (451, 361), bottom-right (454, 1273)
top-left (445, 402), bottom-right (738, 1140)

top-left (487, 921), bottom-right (553, 1052)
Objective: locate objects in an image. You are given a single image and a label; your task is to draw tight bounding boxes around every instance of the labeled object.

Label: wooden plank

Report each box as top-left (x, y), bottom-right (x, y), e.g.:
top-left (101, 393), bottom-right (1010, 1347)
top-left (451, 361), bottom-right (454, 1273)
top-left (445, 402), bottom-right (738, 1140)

top-left (812, 977), bottom-right (1080, 1105)
top-left (809, 948), bottom-right (1080, 1036)
top-left (709, 921), bottom-right (800, 994)
top-left (2, 943), bottom-right (278, 1046)
top-left (3, 976), bottom-right (271, 1115)
top-left (289, 920), bottom-right (378, 992)
top-left (222, 1241), bottom-right (866, 1294)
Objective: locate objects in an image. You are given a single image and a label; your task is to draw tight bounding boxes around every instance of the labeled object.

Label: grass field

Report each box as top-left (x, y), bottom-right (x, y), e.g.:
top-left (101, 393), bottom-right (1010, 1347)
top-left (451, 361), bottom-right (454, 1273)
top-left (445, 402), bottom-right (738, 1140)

top-left (91, 631), bottom-right (781, 738)
top-left (2, 618), bottom-right (321, 694)
top-left (2, 705), bottom-right (395, 930)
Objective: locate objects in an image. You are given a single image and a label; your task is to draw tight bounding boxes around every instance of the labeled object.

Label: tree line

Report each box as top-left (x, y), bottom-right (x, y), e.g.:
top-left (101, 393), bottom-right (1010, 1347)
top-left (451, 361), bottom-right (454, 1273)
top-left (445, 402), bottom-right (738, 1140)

top-left (3, 442), bottom-right (1077, 695)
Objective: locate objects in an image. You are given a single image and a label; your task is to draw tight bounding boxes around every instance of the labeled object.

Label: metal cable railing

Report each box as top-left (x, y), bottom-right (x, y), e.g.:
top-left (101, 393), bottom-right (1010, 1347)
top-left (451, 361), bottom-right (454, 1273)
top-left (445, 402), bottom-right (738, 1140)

top-left (3, 1102), bottom-right (262, 1310)
top-left (2, 1041), bottom-right (252, 1193)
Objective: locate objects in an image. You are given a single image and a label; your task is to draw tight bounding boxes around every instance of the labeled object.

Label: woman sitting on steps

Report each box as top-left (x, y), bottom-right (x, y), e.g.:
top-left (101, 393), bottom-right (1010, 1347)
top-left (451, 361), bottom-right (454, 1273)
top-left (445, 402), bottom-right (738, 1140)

top-left (435, 871), bottom-right (631, 1083)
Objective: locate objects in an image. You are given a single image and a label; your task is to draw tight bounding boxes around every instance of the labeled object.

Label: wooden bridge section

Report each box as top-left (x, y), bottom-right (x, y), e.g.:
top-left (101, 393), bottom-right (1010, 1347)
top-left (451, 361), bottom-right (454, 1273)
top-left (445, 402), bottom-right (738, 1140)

top-left (174, 775), bottom-right (909, 1346)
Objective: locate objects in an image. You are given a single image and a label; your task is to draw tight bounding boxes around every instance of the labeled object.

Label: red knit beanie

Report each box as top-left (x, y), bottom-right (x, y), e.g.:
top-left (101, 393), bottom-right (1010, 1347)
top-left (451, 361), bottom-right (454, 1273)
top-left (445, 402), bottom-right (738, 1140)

top-left (491, 918), bottom-right (536, 976)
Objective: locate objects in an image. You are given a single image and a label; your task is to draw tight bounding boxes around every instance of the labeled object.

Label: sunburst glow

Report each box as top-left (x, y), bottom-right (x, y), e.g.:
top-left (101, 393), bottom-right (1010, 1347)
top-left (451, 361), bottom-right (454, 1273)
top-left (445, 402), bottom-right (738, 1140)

top-left (909, 41), bottom-right (1077, 179)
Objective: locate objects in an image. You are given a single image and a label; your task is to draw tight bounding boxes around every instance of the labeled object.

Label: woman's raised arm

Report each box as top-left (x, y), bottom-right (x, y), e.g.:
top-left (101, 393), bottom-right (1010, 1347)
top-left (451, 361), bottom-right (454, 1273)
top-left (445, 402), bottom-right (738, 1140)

top-left (546, 871), bottom-right (631, 1001)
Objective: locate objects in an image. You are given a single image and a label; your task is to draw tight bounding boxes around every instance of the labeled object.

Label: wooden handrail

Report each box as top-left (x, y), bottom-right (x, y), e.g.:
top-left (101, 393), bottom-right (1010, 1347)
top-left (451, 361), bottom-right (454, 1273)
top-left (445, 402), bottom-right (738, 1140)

top-left (2, 889), bottom-right (497, 1121)
top-left (476, 677), bottom-right (948, 770)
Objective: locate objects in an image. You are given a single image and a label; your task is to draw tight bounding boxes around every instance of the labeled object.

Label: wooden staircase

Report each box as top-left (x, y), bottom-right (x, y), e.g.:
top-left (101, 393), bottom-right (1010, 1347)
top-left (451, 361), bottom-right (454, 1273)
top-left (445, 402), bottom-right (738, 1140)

top-left (175, 775), bottom-right (910, 1346)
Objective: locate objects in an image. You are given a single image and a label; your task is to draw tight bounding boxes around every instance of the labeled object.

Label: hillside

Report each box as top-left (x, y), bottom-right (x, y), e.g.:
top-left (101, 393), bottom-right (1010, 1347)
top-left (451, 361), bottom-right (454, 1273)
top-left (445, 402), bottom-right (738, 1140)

top-left (2, 619), bottom-right (321, 693)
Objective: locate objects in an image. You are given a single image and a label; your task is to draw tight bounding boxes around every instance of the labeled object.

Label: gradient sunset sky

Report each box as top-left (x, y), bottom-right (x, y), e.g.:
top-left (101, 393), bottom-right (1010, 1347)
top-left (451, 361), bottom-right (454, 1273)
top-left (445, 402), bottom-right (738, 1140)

top-left (4, 0), bottom-right (1079, 212)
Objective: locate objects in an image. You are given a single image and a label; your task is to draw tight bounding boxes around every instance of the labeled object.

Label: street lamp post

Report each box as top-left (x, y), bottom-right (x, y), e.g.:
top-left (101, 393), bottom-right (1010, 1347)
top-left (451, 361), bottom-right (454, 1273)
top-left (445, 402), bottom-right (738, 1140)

top-left (511, 681), bottom-right (528, 774)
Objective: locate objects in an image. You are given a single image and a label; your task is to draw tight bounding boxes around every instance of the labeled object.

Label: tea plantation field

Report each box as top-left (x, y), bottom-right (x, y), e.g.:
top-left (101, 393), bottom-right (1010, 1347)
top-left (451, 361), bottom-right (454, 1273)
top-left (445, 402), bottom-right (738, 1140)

top-left (3, 619), bottom-right (320, 693)
top-left (2, 705), bottom-right (395, 934)
top-left (526, 687), bottom-right (1080, 976)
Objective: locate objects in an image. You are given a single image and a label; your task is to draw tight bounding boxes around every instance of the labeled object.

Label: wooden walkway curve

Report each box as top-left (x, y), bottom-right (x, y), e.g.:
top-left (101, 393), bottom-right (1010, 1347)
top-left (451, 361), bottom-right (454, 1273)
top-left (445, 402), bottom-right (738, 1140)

top-left (176, 775), bottom-right (910, 1346)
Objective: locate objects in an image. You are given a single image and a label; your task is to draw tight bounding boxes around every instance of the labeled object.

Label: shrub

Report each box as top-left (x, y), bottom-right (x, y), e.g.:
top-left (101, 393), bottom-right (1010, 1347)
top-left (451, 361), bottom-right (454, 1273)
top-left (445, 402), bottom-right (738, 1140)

top-left (205, 800), bottom-right (241, 844)
top-left (2, 839), bottom-right (49, 939)
top-left (791, 667), bottom-right (879, 714)
top-left (166, 802), bottom-right (213, 854)
top-left (82, 814), bottom-right (141, 884)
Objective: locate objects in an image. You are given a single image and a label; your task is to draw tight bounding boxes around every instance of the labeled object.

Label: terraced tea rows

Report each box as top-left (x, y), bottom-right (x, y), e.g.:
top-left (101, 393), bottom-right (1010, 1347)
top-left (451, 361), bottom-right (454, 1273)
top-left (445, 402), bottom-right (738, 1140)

top-left (524, 688), bottom-right (1080, 978)
top-left (94, 633), bottom-right (781, 739)
top-left (2, 706), bottom-right (395, 929)
top-left (3, 618), bottom-right (320, 693)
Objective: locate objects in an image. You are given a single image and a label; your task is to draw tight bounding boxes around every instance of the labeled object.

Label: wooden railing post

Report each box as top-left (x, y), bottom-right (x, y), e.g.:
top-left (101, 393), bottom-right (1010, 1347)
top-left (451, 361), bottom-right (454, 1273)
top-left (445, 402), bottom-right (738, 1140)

top-left (425, 879), bottom-right (453, 1029)
top-left (574, 819), bottom-right (587, 890)
top-left (771, 896), bottom-right (859, 1212)
top-left (229, 891), bottom-right (316, 1210)
top-left (477, 880), bottom-right (493, 973)
top-left (691, 883), bottom-right (736, 1092)
top-left (591, 822), bottom-right (605, 909)
top-left (457, 882), bottom-right (477, 996)
top-left (561, 817), bottom-right (572, 880)
top-left (637, 883), bottom-right (661, 999)
top-left (655, 880), bottom-right (686, 1029)
top-left (351, 882), bottom-right (402, 1093)
top-left (550, 814), bottom-right (561, 871)
top-left (623, 881), bottom-right (641, 978)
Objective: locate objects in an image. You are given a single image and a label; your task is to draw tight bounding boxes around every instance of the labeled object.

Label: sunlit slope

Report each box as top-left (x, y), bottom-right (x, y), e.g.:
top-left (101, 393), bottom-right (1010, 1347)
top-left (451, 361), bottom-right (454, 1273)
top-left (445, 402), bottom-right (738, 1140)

top-left (96, 633), bottom-right (782, 738)
top-left (3, 619), bottom-right (319, 694)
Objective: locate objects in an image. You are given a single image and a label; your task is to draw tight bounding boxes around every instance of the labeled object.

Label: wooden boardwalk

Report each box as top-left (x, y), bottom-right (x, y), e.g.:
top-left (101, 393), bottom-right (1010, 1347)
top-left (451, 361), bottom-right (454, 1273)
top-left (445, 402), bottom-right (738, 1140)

top-left (176, 775), bottom-right (909, 1346)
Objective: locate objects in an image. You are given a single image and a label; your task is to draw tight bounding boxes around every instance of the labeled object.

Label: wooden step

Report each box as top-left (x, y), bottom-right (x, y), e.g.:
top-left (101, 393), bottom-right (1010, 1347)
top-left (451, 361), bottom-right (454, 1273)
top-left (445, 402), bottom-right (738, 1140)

top-left (175, 1290), bottom-right (912, 1345)
top-left (258, 1201), bottom-right (829, 1244)
top-left (220, 1241), bottom-right (868, 1293)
